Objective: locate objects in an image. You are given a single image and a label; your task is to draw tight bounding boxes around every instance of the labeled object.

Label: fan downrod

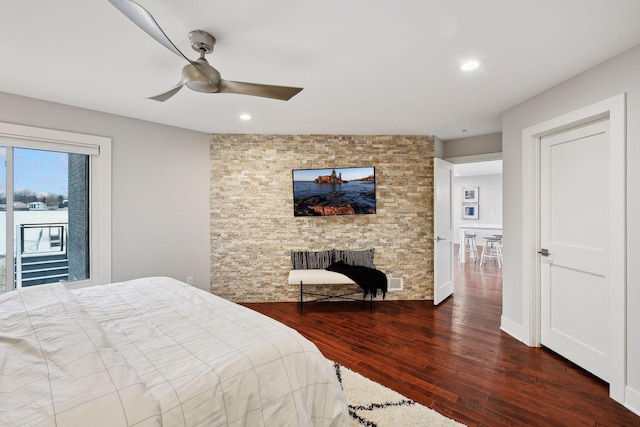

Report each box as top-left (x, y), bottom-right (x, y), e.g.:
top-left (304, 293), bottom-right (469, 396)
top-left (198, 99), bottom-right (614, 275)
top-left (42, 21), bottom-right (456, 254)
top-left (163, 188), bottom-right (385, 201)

top-left (189, 30), bottom-right (215, 54)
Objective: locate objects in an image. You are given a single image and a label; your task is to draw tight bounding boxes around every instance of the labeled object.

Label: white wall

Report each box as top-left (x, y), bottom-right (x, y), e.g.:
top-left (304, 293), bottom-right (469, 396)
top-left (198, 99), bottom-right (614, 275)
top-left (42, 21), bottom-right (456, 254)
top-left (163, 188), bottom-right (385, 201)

top-left (0, 92), bottom-right (212, 290)
top-left (501, 44), bottom-right (640, 412)
top-left (453, 174), bottom-right (503, 244)
top-left (434, 136), bottom-right (445, 159)
top-left (443, 132), bottom-right (502, 159)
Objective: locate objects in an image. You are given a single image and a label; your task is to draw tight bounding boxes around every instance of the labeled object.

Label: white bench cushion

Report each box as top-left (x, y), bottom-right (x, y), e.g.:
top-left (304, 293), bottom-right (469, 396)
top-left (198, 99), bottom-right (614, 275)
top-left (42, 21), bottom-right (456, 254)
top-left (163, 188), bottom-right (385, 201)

top-left (288, 269), bottom-right (356, 285)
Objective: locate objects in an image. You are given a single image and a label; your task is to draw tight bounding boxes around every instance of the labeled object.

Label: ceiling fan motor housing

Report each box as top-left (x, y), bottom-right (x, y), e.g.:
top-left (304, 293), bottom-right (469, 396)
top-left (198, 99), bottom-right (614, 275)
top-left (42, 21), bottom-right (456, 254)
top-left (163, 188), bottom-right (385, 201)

top-left (183, 59), bottom-right (221, 93)
top-left (189, 30), bottom-right (215, 54)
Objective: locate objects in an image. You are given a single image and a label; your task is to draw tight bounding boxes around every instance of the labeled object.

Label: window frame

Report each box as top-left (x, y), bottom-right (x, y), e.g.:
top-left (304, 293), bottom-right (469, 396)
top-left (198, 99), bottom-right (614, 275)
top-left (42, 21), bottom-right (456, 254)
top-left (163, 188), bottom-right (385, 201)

top-left (0, 122), bottom-right (111, 291)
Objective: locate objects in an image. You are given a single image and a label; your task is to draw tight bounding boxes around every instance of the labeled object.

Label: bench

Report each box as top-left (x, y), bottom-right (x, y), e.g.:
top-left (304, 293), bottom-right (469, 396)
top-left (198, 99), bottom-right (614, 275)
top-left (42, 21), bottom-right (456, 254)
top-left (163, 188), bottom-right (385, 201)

top-left (289, 249), bottom-right (377, 314)
top-left (287, 269), bottom-right (374, 314)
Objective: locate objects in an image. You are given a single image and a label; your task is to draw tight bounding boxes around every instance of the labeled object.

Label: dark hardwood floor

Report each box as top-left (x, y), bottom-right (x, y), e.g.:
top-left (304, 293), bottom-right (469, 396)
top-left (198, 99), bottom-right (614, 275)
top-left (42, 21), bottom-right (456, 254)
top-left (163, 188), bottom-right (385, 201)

top-left (242, 257), bottom-right (639, 426)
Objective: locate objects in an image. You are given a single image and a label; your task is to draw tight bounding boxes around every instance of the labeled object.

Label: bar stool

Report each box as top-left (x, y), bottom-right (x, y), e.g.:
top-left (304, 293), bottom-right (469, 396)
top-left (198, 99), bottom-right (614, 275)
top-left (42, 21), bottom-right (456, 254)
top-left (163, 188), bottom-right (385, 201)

top-left (481, 236), bottom-right (503, 268)
top-left (492, 234), bottom-right (504, 257)
top-left (458, 232), bottom-right (478, 261)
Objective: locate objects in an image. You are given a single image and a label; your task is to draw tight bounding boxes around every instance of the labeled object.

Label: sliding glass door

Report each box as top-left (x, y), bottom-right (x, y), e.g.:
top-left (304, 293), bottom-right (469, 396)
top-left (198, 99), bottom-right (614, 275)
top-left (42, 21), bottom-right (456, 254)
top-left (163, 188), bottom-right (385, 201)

top-left (0, 122), bottom-right (110, 292)
top-left (14, 148), bottom-right (90, 288)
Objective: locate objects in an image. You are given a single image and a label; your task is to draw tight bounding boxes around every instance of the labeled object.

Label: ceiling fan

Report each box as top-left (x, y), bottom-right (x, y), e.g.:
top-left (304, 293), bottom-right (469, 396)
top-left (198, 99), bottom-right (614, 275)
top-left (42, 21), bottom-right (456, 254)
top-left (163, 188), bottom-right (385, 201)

top-left (108, 0), bottom-right (303, 102)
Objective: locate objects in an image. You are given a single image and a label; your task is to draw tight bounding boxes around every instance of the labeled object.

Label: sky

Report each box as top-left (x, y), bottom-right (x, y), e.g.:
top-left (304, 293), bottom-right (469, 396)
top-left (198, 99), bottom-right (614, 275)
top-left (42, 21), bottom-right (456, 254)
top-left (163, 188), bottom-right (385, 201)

top-left (0, 147), bottom-right (69, 197)
top-left (293, 167), bottom-right (375, 182)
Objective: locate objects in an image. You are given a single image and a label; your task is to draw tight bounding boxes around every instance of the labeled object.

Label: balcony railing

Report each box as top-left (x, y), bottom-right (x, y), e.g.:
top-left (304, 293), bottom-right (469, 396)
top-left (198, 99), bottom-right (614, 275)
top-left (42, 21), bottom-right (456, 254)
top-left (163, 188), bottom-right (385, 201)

top-left (15, 223), bottom-right (69, 288)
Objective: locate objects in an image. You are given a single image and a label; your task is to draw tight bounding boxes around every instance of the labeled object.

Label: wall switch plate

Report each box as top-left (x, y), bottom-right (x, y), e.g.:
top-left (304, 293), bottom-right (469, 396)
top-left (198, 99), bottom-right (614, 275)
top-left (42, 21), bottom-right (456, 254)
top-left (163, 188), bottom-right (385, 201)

top-left (186, 276), bottom-right (194, 285)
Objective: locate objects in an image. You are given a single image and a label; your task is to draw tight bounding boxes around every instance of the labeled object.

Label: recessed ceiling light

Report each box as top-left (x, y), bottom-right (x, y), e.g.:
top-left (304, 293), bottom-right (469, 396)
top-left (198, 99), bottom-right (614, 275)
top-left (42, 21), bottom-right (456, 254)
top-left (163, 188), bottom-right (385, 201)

top-left (460, 60), bottom-right (479, 71)
top-left (239, 114), bottom-right (252, 121)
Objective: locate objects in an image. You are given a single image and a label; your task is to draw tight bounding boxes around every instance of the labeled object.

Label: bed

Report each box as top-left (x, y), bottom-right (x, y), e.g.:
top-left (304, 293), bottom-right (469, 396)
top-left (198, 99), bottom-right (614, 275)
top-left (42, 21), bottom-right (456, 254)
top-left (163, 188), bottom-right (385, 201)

top-left (0, 276), bottom-right (349, 426)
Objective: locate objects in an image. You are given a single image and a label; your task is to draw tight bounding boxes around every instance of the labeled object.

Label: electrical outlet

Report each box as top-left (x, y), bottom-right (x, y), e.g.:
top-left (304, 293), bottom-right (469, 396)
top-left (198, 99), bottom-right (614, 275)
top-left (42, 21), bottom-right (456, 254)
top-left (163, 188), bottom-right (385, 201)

top-left (186, 276), bottom-right (194, 285)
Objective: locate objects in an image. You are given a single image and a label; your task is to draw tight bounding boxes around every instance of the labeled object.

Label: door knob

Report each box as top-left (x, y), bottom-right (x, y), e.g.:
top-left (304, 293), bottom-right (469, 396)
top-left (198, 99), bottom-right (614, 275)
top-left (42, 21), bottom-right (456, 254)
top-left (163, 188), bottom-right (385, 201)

top-left (538, 248), bottom-right (551, 256)
top-left (435, 236), bottom-right (445, 242)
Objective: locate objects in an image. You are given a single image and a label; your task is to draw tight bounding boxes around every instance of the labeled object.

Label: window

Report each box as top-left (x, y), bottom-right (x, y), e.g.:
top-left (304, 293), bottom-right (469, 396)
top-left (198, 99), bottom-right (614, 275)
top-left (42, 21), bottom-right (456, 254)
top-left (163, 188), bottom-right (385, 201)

top-left (0, 122), bottom-right (111, 292)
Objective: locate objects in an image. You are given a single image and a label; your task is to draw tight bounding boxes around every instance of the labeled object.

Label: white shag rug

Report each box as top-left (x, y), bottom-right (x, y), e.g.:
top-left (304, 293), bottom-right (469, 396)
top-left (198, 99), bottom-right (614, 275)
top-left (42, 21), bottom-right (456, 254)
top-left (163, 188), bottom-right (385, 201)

top-left (333, 362), bottom-right (466, 427)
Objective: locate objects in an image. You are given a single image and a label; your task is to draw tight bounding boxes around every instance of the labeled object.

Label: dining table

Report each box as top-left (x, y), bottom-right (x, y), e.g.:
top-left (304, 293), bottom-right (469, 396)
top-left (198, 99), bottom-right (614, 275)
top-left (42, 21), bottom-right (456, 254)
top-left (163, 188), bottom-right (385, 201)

top-left (458, 224), bottom-right (503, 262)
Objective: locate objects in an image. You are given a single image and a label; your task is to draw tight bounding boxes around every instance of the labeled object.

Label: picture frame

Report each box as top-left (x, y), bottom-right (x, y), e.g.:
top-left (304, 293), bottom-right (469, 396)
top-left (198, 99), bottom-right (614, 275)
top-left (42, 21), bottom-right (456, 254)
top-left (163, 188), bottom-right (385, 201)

top-left (292, 166), bottom-right (376, 216)
top-left (462, 186), bottom-right (479, 202)
top-left (462, 203), bottom-right (479, 220)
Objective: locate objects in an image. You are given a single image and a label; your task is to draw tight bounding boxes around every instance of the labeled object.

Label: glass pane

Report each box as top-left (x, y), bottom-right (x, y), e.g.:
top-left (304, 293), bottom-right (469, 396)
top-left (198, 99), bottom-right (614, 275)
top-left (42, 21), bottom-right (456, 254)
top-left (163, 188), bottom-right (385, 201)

top-left (13, 148), bottom-right (89, 288)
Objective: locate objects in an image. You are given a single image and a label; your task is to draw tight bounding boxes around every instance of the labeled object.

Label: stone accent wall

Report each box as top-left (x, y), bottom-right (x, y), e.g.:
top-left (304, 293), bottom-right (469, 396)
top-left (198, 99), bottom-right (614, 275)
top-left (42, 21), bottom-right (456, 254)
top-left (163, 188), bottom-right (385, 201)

top-left (210, 134), bottom-right (435, 302)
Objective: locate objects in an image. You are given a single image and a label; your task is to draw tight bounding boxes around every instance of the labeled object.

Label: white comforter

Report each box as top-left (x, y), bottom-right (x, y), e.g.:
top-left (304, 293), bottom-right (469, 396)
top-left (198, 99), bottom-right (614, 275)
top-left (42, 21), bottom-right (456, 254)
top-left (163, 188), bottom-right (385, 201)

top-left (0, 283), bottom-right (161, 427)
top-left (0, 277), bottom-right (348, 427)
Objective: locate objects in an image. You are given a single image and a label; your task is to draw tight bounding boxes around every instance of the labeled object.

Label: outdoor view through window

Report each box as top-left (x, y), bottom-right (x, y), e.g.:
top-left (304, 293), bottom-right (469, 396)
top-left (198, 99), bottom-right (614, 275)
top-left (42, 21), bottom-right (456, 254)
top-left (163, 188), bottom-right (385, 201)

top-left (0, 147), bottom-right (89, 292)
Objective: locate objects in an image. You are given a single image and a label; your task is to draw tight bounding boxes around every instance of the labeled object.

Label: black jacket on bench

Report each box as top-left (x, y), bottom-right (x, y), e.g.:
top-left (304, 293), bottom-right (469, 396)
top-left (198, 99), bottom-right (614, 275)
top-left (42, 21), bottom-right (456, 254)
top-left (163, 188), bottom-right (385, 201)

top-left (326, 261), bottom-right (387, 298)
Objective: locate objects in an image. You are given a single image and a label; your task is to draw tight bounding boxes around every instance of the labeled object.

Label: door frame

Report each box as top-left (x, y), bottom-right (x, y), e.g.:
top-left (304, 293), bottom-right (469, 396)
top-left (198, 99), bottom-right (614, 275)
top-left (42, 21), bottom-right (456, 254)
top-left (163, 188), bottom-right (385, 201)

top-left (520, 93), bottom-right (626, 403)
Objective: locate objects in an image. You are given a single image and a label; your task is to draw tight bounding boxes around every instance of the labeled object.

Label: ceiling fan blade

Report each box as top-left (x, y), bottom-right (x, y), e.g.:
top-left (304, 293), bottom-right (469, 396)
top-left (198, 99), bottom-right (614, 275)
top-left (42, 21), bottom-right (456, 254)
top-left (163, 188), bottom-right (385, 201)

top-left (109, 1), bottom-right (302, 102)
top-left (148, 83), bottom-right (185, 102)
top-left (109, 0), bottom-right (220, 94)
top-left (218, 80), bottom-right (303, 101)
top-left (108, 0), bottom-right (188, 60)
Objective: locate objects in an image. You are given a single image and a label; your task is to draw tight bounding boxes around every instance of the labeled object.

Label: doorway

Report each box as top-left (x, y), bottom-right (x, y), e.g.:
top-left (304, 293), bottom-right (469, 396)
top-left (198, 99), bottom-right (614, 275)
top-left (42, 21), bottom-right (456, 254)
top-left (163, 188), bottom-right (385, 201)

top-left (521, 94), bottom-right (626, 403)
top-left (452, 159), bottom-right (503, 267)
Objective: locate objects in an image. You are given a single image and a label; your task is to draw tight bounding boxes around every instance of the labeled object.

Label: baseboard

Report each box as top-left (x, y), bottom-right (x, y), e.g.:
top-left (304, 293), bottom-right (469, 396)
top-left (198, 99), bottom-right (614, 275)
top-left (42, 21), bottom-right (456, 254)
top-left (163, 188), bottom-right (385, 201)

top-left (500, 316), bottom-right (529, 345)
top-left (501, 319), bottom-right (640, 418)
top-left (625, 385), bottom-right (640, 417)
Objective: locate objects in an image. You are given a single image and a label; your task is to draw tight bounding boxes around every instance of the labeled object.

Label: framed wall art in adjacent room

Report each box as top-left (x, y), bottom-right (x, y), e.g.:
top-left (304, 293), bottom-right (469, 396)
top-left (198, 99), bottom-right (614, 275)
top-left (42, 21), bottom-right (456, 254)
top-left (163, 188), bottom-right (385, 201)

top-left (462, 203), bottom-right (479, 220)
top-left (462, 186), bottom-right (478, 202)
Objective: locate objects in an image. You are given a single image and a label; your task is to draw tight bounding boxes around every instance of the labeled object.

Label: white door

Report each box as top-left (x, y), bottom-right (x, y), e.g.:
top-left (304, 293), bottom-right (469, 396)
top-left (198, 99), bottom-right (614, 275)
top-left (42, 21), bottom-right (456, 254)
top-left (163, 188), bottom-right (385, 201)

top-left (433, 158), bottom-right (454, 305)
top-left (540, 119), bottom-right (610, 381)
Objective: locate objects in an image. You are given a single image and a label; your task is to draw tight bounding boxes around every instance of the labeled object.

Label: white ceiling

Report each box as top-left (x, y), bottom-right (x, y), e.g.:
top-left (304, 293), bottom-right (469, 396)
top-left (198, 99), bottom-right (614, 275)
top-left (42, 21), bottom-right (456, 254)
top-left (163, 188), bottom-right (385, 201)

top-left (1, 1), bottom-right (639, 140)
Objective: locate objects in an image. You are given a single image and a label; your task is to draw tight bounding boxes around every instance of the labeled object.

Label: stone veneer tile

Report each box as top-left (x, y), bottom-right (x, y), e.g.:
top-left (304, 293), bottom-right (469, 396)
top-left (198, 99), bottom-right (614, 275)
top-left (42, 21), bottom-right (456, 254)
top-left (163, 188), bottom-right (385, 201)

top-left (210, 134), bottom-right (435, 302)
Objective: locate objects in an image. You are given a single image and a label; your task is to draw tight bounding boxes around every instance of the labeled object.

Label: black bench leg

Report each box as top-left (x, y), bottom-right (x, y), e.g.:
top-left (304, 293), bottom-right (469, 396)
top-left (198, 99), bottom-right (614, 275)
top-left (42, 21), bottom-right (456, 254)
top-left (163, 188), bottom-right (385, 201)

top-left (362, 292), bottom-right (374, 313)
top-left (300, 281), bottom-right (303, 314)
